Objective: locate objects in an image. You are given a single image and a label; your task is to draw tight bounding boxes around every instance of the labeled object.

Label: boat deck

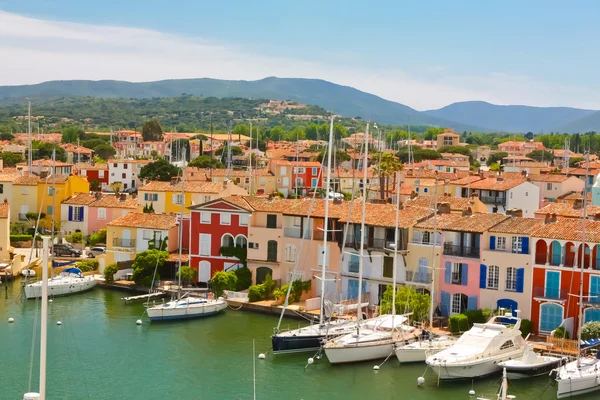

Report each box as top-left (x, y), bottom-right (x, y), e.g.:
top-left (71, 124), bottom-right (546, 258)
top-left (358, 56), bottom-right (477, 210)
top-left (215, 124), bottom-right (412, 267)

top-left (122, 292), bottom-right (165, 302)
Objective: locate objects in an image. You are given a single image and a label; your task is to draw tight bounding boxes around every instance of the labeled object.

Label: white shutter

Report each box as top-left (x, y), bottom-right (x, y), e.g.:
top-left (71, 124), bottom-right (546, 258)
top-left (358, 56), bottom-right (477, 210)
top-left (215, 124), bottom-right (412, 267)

top-left (318, 245), bottom-right (329, 267)
top-left (239, 214), bottom-right (249, 226)
top-left (200, 234), bottom-right (211, 256)
top-left (199, 261), bottom-right (211, 282)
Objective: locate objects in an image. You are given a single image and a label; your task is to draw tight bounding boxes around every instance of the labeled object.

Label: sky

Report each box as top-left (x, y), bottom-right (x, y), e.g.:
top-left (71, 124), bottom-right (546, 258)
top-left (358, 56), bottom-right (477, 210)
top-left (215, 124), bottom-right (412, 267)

top-left (1, 0), bottom-right (599, 110)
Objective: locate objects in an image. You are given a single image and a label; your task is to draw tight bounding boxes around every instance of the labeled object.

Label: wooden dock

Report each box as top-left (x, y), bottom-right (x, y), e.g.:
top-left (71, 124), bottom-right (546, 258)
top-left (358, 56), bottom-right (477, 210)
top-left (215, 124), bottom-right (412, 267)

top-left (122, 292), bottom-right (165, 303)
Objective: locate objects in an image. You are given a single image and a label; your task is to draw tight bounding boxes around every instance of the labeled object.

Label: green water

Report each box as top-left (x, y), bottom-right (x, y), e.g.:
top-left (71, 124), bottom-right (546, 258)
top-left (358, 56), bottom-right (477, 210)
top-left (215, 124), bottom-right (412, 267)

top-left (0, 280), bottom-right (594, 400)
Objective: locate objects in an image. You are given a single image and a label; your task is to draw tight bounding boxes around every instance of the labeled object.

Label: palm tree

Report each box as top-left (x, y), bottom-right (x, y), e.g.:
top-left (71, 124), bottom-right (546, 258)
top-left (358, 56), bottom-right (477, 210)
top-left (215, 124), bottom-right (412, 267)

top-left (89, 180), bottom-right (101, 192)
top-left (374, 152), bottom-right (403, 200)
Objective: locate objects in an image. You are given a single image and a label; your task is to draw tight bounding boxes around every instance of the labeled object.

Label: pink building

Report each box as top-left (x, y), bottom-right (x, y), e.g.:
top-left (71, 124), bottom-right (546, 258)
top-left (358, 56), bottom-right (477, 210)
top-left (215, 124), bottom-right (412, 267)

top-left (87, 193), bottom-right (140, 234)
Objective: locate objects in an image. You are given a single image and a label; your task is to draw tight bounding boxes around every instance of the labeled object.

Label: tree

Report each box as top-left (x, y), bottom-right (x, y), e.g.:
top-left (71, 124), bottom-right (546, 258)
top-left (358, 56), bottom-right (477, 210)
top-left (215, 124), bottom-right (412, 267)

top-left (104, 263), bottom-right (119, 284)
top-left (82, 139), bottom-right (107, 150)
top-left (188, 155), bottom-right (224, 169)
top-left (487, 151), bottom-right (508, 166)
top-left (61, 126), bottom-right (83, 143)
top-left (423, 127), bottom-right (444, 140)
top-left (489, 162), bottom-right (501, 171)
top-left (305, 123), bottom-right (319, 140)
top-left (177, 266), bottom-right (197, 287)
top-left (132, 249), bottom-right (168, 287)
top-left (150, 150), bottom-right (158, 159)
top-left (373, 152), bottom-right (403, 200)
top-left (0, 132), bottom-right (14, 140)
top-left (437, 145), bottom-right (472, 158)
top-left (142, 119), bottom-right (163, 141)
top-left (569, 157), bottom-right (585, 168)
top-left (29, 142), bottom-right (67, 162)
top-left (26, 212), bottom-right (46, 230)
top-left (380, 285), bottom-right (430, 322)
top-left (89, 180), bottom-right (101, 192)
top-left (270, 126), bottom-right (286, 141)
top-left (524, 132), bottom-right (534, 140)
top-left (0, 152), bottom-right (24, 167)
top-left (396, 147), bottom-right (442, 163)
top-left (94, 144), bottom-right (116, 160)
top-left (110, 182), bottom-right (122, 196)
top-left (138, 159), bottom-right (181, 181)
top-left (316, 149), bottom-right (350, 168)
top-left (526, 150), bottom-right (554, 162)
top-left (232, 124), bottom-right (249, 137)
top-left (209, 270), bottom-right (238, 296)
top-left (216, 145), bottom-right (243, 156)
top-left (333, 123), bottom-right (348, 140)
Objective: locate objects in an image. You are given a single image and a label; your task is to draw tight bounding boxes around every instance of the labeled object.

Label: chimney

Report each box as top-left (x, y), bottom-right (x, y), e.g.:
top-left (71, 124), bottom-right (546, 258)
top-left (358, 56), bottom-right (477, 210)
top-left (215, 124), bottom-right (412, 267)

top-left (506, 208), bottom-right (523, 218)
top-left (521, 170), bottom-right (527, 177)
top-left (573, 198), bottom-right (583, 210)
top-left (594, 213), bottom-right (600, 222)
top-left (171, 176), bottom-right (180, 185)
top-left (497, 176), bottom-right (504, 182)
top-left (94, 192), bottom-right (101, 200)
top-left (120, 193), bottom-right (126, 202)
top-left (471, 192), bottom-right (479, 199)
top-left (479, 171), bottom-right (484, 179)
top-left (410, 191), bottom-right (417, 199)
top-left (462, 207), bottom-right (473, 217)
top-left (437, 202), bottom-right (451, 215)
top-left (545, 213), bottom-right (557, 224)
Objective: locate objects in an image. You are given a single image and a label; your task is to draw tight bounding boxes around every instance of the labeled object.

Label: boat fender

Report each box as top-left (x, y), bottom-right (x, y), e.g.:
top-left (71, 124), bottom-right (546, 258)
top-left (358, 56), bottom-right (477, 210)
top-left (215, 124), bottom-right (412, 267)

top-left (208, 292), bottom-right (214, 300)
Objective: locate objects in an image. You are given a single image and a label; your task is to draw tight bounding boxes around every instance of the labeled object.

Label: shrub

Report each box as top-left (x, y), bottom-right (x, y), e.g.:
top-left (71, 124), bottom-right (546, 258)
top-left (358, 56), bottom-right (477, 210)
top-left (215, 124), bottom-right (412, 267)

top-left (342, 192), bottom-right (352, 201)
top-left (104, 263), bottom-right (119, 284)
top-left (77, 260), bottom-right (99, 273)
top-left (10, 234), bottom-right (33, 242)
top-left (520, 319), bottom-right (533, 338)
top-left (209, 270), bottom-right (238, 297)
top-left (464, 309), bottom-right (487, 327)
top-left (481, 308), bottom-right (494, 321)
top-left (274, 279), bottom-right (311, 303)
top-left (449, 314), bottom-right (469, 333)
top-left (70, 232), bottom-right (84, 244)
top-left (234, 267), bottom-right (252, 291)
top-left (553, 326), bottom-right (570, 339)
top-left (581, 321), bottom-right (600, 341)
top-left (88, 229), bottom-right (107, 246)
top-left (248, 285), bottom-right (266, 302)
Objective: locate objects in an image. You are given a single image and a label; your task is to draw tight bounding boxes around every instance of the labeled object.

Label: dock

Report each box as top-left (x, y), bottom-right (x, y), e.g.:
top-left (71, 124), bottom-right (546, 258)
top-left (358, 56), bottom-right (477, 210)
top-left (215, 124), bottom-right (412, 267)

top-left (122, 291), bottom-right (165, 303)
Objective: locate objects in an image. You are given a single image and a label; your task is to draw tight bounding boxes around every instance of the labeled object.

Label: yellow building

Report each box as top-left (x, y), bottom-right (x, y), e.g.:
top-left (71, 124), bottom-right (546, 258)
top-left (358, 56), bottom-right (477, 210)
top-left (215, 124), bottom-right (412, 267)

top-left (0, 200), bottom-right (9, 261)
top-left (210, 169), bottom-right (276, 196)
top-left (138, 180), bottom-right (247, 214)
top-left (0, 170), bottom-right (20, 222)
top-left (37, 175), bottom-right (89, 226)
top-left (11, 175), bottom-right (40, 222)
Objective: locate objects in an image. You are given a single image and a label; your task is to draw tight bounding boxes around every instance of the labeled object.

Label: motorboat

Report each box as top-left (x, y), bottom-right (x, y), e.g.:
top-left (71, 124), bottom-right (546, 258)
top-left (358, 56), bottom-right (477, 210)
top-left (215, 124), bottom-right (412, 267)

top-left (426, 313), bottom-right (527, 380)
top-left (556, 352), bottom-right (600, 398)
top-left (498, 343), bottom-right (567, 379)
top-left (146, 294), bottom-right (227, 321)
top-left (323, 315), bottom-right (418, 364)
top-left (24, 267), bottom-right (96, 299)
top-left (394, 333), bottom-right (456, 363)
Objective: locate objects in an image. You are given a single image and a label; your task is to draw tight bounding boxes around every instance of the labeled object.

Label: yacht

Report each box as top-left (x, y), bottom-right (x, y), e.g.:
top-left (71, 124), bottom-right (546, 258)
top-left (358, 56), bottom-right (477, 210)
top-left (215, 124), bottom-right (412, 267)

top-left (146, 294), bottom-right (227, 321)
top-left (272, 318), bottom-right (359, 354)
top-left (498, 343), bottom-right (567, 379)
top-left (426, 313), bottom-right (526, 380)
top-left (24, 267), bottom-right (96, 299)
top-left (394, 334), bottom-right (456, 363)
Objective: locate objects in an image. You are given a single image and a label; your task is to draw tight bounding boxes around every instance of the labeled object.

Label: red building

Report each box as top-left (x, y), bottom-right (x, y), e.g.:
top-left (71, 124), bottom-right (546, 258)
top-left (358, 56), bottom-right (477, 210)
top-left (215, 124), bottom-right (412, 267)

top-left (291, 162), bottom-right (322, 194)
top-left (78, 163), bottom-right (109, 190)
top-left (188, 196), bottom-right (252, 285)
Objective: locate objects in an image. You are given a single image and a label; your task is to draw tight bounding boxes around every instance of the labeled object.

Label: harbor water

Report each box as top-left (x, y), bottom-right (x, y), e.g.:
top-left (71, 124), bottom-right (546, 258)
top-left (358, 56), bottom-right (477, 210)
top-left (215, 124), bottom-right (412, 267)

top-left (0, 280), bottom-right (596, 400)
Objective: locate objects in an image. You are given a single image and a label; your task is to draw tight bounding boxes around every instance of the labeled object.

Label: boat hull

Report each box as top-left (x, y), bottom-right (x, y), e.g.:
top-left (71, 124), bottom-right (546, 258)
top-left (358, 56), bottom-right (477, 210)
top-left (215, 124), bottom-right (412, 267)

top-left (325, 341), bottom-right (395, 364)
top-left (271, 335), bottom-right (323, 355)
top-left (395, 340), bottom-right (454, 364)
top-left (24, 278), bottom-right (96, 299)
top-left (147, 300), bottom-right (227, 321)
top-left (557, 359), bottom-right (600, 398)
top-left (499, 357), bottom-right (567, 379)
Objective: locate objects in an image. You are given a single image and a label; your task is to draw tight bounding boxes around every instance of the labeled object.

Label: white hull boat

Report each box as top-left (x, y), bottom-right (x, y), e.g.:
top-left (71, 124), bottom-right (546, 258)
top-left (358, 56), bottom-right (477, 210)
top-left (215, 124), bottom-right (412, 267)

top-left (24, 268), bottom-right (96, 299)
top-left (271, 319), bottom-right (359, 354)
top-left (498, 345), bottom-right (567, 379)
top-left (556, 356), bottom-right (600, 398)
top-left (147, 296), bottom-right (227, 321)
top-left (427, 313), bottom-right (527, 380)
top-left (395, 335), bottom-right (456, 363)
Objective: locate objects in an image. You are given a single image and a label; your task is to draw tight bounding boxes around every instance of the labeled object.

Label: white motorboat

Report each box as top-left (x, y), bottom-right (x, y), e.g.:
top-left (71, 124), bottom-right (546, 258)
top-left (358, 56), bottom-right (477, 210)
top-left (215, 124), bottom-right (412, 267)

top-left (323, 315), bottom-right (418, 364)
top-left (147, 295), bottom-right (227, 321)
top-left (498, 344), bottom-right (567, 379)
top-left (24, 267), bottom-right (96, 299)
top-left (395, 334), bottom-right (456, 363)
top-left (426, 313), bottom-right (526, 380)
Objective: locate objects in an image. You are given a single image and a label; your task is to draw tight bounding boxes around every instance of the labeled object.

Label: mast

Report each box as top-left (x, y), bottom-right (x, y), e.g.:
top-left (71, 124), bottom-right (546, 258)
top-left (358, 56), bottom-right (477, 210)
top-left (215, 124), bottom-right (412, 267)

top-left (51, 149), bottom-right (56, 279)
top-left (357, 122), bottom-right (370, 323)
top-left (40, 235), bottom-right (50, 400)
top-left (428, 177), bottom-right (439, 338)
top-left (177, 148), bottom-right (186, 301)
top-left (576, 151), bottom-right (589, 368)
top-left (28, 99), bottom-right (32, 172)
top-left (248, 121), bottom-right (253, 195)
top-left (319, 116), bottom-right (335, 325)
top-left (390, 170), bottom-right (401, 325)
top-left (210, 114), bottom-right (214, 180)
top-left (227, 121), bottom-right (232, 181)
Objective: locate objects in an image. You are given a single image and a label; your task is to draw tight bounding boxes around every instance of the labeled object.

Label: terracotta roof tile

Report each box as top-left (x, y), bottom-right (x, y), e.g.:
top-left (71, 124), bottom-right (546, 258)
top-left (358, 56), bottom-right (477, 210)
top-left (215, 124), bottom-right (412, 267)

top-left (414, 213), bottom-right (463, 230)
top-left (469, 177), bottom-right (527, 191)
top-left (270, 159), bottom-right (321, 167)
top-left (450, 175), bottom-right (484, 185)
top-left (13, 175), bottom-right (40, 185)
top-left (531, 218), bottom-right (600, 242)
top-left (63, 192), bottom-right (97, 205)
top-left (77, 163), bottom-right (108, 171)
top-left (489, 217), bottom-right (545, 235)
top-left (89, 194), bottom-right (139, 209)
top-left (108, 213), bottom-right (177, 230)
top-left (527, 174), bottom-right (570, 183)
top-left (139, 180), bottom-right (226, 193)
top-left (557, 191), bottom-right (591, 201)
top-left (443, 213), bottom-right (509, 233)
top-left (534, 203), bottom-right (600, 218)
top-left (339, 201), bottom-right (432, 228)
top-left (404, 195), bottom-right (475, 211)
top-left (0, 171), bottom-right (21, 182)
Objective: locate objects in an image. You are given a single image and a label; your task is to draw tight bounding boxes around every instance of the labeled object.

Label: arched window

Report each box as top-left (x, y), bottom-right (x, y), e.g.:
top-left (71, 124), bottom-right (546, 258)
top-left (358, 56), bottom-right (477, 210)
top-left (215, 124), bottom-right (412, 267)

top-left (539, 303), bottom-right (563, 332)
top-left (221, 234), bottom-right (234, 247)
top-left (234, 235), bottom-right (247, 248)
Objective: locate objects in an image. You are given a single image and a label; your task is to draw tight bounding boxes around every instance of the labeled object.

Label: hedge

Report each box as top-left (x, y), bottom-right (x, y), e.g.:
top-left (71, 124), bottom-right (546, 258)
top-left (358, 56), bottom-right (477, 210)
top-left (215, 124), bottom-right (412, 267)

top-left (10, 234), bottom-right (33, 242)
top-left (520, 319), bottom-right (533, 338)
top-left (448, 314), bottom-right (469, 333)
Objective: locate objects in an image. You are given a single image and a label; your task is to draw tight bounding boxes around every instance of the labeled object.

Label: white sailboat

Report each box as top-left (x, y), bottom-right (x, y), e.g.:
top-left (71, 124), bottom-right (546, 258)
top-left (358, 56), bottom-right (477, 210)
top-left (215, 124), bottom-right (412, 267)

top-left (271, 116), bottom-right (358, 354)
top-left (24, 267), bottom-right (96, 299)
top-left (556, 153), bottom-right (600, 398)
top-left (426, 313), bottom-right (527, 380)
top-left (147, 149), bottom-right (226, 321)
top-left (323, 123), bottom-right (418, 364)
top-left (395, 178), bottom-right (455, 363)
top-left (476, 368), bottom-right (516, 400)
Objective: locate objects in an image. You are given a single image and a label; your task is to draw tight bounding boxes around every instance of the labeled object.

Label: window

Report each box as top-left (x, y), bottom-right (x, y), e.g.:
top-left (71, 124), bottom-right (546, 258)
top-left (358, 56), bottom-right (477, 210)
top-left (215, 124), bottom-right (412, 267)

top-left (451, 293), bottom-right (462, 314)
top-left (266, 214), bottom-right (277, 229)
top-left (200, 212), bottom-right (211, 224)
top-left (545, 271), bottom-right (560, 299)
top-left (172, 194), bottom-right (184, 205)
top-left (295, 177), bottom-right (304, 187)
top-left (506, 267), bottom-right (517, 291)
top-left (422, 231), bottom-right (431, 244)
top-left (97, 208), bottom-right (106, 220)
top-left (349, 254), bottom-right (360, 273)
top-left (143, 230), bottom-right (153, 240)
top-left (487, 265), bottom-right (499, 289)
top-left (312, 167), bottom-right (318, 175)
top-left (98, 170), bottom-right (105, 178)
top-left (72, 206), bottom-right (83, 222)
top-left (123, 163), bottom-right (128, 169)
top-left (547, 183), bottom-right (552, 190)
top-left (202, 195), bottom-right (212, 203)
top-left (540, 303), bottom-right (563, 332)
top-left (199, 234), bottom-right (211, 256)
top-left (496, 236), bottom-right (507, 251)
top-left (294, 167), bottom-right (305, 174)
top-left (452, 263), bottom-right (462, 284)
top-left (0, 184), bottom-right (3, 193)
top-left (220, 213), bottom-right (231, 225)
top-left (48, 187), bottom-right (54, 196)
top-left (267, 240), bottom-right (278, 262)
top-left (383, 256), bottom-right (394, 278)
top-left (113, 163), bottom-right (118, 168)
top-left (22, 187), bottom-right (28, 195)
top-left (293, 217), bottom-right (301, 227)
top-left (311, 178), bottom-right (318, 187)
top-left (122, 173), bottom-right (126, 179)
top-left (499, 340), bottom-right (514, 350)
top-left (285, 244), bottom-right (297, 263)
top-left (137, 164), bottom-right (142, 169)
top-left (239, 214), bottom-right (249, 226)
top-left (424, 187), bottom-right (429, 193)
top-left (47, 206), bottom-right (53, 215)
top-left (511, 237), bottom-right (523, 254)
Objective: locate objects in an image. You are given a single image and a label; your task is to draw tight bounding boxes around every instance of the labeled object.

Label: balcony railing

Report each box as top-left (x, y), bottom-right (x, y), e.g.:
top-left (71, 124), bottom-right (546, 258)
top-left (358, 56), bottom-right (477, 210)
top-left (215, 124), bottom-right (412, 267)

top-left (479, 196), bottom-right (506, 205)
top-left (533, 286), bottom-right (568, 301)
top-left (113, 238), bottom-right (136, 248)
top-left (443, 243), bottom-right (480, 258)
top-left (406, 270), bottom-right (432, 284)
top-left (344, 235), bottom-right (399, 250)
top-left (411, 239), bottom-right (441, 246)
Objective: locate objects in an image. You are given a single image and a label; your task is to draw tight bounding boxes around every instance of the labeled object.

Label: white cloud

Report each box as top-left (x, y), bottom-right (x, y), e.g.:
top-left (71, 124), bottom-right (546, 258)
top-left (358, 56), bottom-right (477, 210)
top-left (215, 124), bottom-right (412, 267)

top-left (0, 10), bottom-right (598, 111)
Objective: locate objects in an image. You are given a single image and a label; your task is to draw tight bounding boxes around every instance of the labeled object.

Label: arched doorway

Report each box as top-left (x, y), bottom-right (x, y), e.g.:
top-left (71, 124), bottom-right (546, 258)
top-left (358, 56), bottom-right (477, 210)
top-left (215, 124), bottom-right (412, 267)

top-left (497, 298), bottom-right (518, 316)
top-left (256, 266), bottom-right (273, 285)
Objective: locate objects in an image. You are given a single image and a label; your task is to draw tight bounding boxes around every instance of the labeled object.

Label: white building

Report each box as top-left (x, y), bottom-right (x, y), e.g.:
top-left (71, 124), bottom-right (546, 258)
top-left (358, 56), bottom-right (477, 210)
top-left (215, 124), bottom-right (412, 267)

top-left (469, 177), bottom-right (541, 217)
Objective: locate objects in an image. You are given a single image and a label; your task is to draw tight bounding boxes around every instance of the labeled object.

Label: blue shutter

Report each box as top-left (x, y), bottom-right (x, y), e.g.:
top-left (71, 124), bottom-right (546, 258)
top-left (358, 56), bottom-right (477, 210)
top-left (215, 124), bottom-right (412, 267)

top-left (68, 206), bottom-right (73, 221)
top-left (79, 206), bottom-right (84, 221)
top-left (516, 268), bottom-right (525, 293)
top-left (461, 263), bottom-right (468, 286)
top-left (440, 291), bottom-right (451, 317)
top-left (445, 262), bottom-right (451, 284)
top-left (348, 279), bottom-right (358, 300)
top-left (490, 236), bottom-right (496, 250)
top-left (479, 264), bottom-right (487, 289)
top-left (521, 237), bottom-right (529, 254)
top-left (144, 193), bottom-right (148, 201)
top-left (467, 296), bottom-right (478, 311)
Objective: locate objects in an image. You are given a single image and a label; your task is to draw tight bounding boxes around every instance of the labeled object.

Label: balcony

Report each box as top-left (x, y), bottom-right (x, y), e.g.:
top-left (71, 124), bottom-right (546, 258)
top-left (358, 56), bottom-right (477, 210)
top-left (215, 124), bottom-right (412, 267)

top-left (582, 291), bottom-right (600, 305)
top-left (480, 195), bottom-right (506, 205)
top-left (533, 286), bottom-right (568, 302)
top-left (113, 238), bottom-right (136, 248)
top-left (284, 227), bottom-right (301, 239)
top-left (343, 236), bottom-right (395, 250)
top-left (443, 243), bottom-right (480, 258)
top-left (406, 270), bottom-right (432, 284)
top-left (411, 239), bottom-right (441, 246)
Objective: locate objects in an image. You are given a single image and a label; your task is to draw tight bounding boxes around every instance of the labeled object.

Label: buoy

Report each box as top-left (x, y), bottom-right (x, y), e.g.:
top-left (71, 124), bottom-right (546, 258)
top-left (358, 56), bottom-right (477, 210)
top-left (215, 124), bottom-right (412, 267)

top-left (307, 357), bottom-right (314, 365)
top-left (8, 317), bottom-right (14, 323)
top-left (23, 392), bottom-right (41, 399)
top-left (56, 321), bottom-right (62, 326)
top-left (468, 389), bottom-right (475, 395)
top-left (49, 299), bottom-right (53, 303)
top-left (258, 353), bottom-right (265, 359)
top-left (373, 365), bottom-right (380, 370)
top-left (136, 320), bottom-right (143, 325)
top-left (417, 376), bottom-right (425, 386)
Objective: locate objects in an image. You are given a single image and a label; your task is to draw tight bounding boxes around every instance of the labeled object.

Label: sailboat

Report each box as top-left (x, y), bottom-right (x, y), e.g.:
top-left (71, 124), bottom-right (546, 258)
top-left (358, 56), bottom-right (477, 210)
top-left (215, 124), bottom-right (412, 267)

top-left (146, 149), bottom-right (226, 321)
top-left (322, 123), bottom-right (418, 365)
top-left (395, 179), bottom-right (455, 363)
top-left (271, 116), bottom-right (358, 354)
top-left (23, 236), bottom-right (51, 400)
top-left (476, 368), bottom-right (516, 400)
top-left (556, 153), bottom-right (600, 398)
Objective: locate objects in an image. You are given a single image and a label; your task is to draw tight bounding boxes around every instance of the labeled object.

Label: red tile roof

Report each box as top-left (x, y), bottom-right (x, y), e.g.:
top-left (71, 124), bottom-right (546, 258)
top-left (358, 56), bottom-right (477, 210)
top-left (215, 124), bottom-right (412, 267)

top-left (443, 213), bottom-right (510, 233)
top-left (469, 177), bottom-right (528, 191)
top-left (489, 217), bottom-right (545, 235)
top-left (108, 213), bottom-right (177, 230)
top-left (63, 192), bottom-right (97, 205)
top-left (139, 180), bottom-right (226, 193)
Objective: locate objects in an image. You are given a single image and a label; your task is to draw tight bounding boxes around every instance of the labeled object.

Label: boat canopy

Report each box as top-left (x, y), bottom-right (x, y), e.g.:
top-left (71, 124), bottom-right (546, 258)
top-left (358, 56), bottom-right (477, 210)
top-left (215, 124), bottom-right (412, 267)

top-left (60, 267), bottom-right (83, 276)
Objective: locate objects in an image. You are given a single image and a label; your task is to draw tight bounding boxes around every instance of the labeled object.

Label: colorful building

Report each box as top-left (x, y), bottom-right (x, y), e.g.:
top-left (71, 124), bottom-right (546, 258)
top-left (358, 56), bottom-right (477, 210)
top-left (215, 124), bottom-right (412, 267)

top-left (87, 194), bottom-right (140, 234)
top-left (78, 163), bottom-right (109, 190)
top-left (0, 200), bottom-right (10, 261)
top-left (11, 175), bottom-right (39, 223)
top-left (37, 175), bottom-right (89, 226)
